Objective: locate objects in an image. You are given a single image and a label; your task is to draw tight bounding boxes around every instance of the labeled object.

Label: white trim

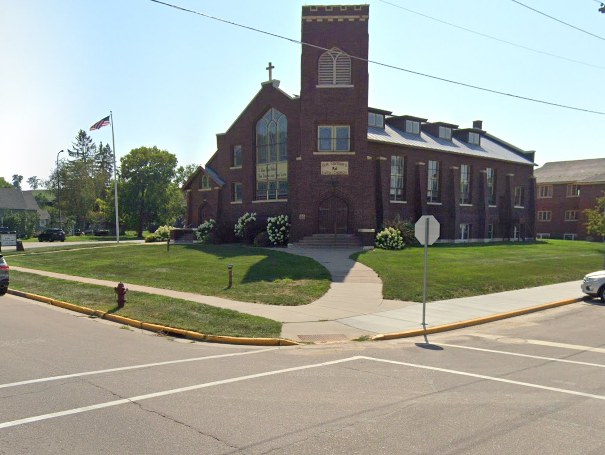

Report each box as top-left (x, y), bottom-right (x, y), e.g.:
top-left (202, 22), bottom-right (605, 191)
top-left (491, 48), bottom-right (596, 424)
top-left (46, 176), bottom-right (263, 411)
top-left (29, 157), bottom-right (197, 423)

top-left (488, 205), bottom-right (497, 208)
top-left (316, 84), bottom-right (354, 89)
top-left (198, 188), bottom-right (212, 192)
top-left (252, 199), bottom-right (288, 204)
top-left (313, 151), bottom-right (355, 156)
top-left (514, 205), bottom-right (525, 209)
top-left (390, 200), bottom-right (407, 204)
top-left (460, 204), bottom-right (473, 207)
top-left (229, 166), bottom-right (242, 170)
top-left (427, 202), bottom-right (442, 206)
top-left (358, 229), bottom-right (375, 233)
top-left (230, 201), bottom-right (242, 205)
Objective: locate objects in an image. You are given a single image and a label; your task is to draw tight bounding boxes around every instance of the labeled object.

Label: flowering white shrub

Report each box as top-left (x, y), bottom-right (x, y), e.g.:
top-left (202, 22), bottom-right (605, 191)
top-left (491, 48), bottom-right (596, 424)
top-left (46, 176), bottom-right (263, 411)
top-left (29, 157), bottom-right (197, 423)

top-left (375, 227), bottom-right (404, 250)
top-left (153, 225), bottom-right (172, 242)
top-left (196, 219), bottom-right (216, 243)
top-left (267, 215), bottom-right (290, 246)
top-left (234, 212), bottom-right (257, 239)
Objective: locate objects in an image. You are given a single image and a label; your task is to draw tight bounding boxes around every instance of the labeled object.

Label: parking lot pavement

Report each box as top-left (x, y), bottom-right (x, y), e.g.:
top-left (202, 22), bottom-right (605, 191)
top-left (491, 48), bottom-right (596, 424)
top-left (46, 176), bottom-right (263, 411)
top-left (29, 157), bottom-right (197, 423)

top-left (3, 293), bottom-right (605, 454)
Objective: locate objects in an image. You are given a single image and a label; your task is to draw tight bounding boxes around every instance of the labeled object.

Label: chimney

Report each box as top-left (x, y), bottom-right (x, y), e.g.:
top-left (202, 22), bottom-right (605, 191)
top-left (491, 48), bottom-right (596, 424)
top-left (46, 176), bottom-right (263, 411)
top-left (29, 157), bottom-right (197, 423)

top-left (473, 120), bottom-right (483, 130)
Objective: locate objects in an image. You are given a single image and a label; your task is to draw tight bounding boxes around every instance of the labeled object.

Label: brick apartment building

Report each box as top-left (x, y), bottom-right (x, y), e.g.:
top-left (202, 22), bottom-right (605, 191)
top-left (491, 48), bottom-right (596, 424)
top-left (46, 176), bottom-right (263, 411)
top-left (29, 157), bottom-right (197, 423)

top-left (534, 158), bottom-right (605, 241)
top-left (183, 4), bottom-right (537, 244)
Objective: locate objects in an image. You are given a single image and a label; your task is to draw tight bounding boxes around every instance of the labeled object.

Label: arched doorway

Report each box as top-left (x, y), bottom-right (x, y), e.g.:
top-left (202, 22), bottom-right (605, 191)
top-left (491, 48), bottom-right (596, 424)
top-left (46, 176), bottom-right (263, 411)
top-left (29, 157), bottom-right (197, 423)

top-left (318, 196), bottom-right (348, 234)
top-left (198, 203), bottom-right (213, 225)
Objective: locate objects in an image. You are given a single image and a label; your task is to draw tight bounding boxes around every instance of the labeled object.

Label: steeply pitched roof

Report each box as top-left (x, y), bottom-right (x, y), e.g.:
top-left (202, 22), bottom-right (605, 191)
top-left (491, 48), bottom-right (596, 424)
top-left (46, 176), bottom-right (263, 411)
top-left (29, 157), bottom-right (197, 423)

top-left (534, 158), bottom-right (605, 184)
top-left (0, 188), bottom-right (49, 219)
top-left (367, 124), bottom-right (534, 165)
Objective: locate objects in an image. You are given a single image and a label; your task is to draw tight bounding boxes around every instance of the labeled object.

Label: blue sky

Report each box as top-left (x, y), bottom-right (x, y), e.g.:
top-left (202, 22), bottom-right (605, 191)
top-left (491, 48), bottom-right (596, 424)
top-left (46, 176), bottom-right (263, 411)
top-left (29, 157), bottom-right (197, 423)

top-left (1, 0), bottom-right (603, 188)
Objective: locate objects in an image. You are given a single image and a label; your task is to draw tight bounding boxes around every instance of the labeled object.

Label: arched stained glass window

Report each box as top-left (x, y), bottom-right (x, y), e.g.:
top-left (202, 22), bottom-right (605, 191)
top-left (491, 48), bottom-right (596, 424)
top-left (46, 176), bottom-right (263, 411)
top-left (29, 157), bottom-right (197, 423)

top-left (318, 47), bottom-right (351, 86)
top-left (256, 108), bottom-right (287, 200)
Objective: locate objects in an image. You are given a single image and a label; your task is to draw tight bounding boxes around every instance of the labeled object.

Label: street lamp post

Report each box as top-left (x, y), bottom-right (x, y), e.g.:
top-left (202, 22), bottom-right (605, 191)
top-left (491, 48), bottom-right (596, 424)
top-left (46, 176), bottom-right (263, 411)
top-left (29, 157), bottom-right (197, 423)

top-left (56, 150), bottom-right (65, 230)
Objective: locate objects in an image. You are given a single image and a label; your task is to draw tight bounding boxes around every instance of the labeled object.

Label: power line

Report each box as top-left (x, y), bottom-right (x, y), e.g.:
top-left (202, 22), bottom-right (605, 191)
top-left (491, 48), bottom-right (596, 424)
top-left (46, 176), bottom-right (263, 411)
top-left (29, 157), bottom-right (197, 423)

top-left (380, 0), bottom-right (605, 71)
top-left (510, 0), bottom-right (605, 42)
top-left (148, 0), bottom-right (605, 116)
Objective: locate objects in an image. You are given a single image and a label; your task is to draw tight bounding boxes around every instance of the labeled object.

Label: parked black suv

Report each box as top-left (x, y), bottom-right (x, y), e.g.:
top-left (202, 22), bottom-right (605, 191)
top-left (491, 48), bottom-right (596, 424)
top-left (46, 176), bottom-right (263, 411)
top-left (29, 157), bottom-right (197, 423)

top-left (0, 255), bottom-right (8, 296)
top-left (38, 228), bottom-right (66, 242)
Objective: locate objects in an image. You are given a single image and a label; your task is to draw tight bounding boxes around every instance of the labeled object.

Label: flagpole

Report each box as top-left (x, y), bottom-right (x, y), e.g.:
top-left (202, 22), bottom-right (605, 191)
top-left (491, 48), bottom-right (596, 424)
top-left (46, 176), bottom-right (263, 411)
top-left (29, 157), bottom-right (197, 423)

top-left (110, 111), bottom-right (120, 244)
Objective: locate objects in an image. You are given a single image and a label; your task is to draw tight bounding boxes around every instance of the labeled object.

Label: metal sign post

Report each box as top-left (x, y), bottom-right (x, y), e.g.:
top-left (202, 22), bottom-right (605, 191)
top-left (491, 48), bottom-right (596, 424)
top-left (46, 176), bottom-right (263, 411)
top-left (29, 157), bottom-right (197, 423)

top-left (414, 216), bottom-right (440, 329)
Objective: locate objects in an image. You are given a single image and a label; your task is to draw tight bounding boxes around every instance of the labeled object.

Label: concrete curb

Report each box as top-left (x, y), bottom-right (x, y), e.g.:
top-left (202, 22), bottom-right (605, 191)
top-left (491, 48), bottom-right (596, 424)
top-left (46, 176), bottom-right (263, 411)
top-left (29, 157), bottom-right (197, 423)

top-left (371, 297), bottom-right (584, 341)
top-left (7, 289), bottom-right (301, 347)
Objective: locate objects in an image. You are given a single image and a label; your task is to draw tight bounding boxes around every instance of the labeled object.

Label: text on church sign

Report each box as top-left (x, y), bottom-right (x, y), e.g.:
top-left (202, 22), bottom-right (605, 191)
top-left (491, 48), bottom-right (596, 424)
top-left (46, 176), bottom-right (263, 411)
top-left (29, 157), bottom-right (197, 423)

top-left (321, 161), bottom-right (349, 176)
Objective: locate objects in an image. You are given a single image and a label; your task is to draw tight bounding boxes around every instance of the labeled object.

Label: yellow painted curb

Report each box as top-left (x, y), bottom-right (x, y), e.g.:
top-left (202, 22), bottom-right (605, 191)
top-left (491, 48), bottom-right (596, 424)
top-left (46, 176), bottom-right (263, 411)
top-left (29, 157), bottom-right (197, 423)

top-left (7, 289), bottom-right (301, 346)
top-left (371, 297), bottom-right (584, 341)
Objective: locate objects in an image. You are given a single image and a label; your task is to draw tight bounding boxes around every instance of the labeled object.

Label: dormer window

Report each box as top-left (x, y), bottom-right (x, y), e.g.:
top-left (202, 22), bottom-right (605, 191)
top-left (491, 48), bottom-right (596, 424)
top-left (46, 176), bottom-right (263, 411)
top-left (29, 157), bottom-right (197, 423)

top-left (368, 112), bottom-right (384, 128)
top-left (438, 126), bottom-right (452, 140)
top-left (469, 132), bottom-right (480, 145)
top-left (318, 47), bottom-right (352, 86)
top-left (405, 120), bottom-right (420, 135)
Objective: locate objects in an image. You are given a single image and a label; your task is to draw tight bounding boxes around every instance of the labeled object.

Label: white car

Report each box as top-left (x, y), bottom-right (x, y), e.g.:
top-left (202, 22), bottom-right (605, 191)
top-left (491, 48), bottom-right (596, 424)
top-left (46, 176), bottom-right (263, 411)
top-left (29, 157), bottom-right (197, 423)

top-left (581, 270), bottom-right (605, 301)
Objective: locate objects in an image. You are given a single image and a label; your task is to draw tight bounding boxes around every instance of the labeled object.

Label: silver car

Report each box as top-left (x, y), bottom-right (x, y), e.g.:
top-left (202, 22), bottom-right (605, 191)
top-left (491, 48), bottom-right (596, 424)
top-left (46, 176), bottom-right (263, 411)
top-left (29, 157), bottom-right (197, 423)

top-left (581, 270), bottom-right (605, 302)
top-left (0, 254), bottom-right (8, 296)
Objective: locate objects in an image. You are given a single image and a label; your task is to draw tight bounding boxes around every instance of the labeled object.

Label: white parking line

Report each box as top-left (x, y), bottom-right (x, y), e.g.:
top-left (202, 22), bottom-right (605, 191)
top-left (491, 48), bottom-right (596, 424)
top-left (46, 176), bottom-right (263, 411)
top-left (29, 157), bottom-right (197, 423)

top-left (438, 343), bottom-right (605, 368)
top-left (0, 357), bottom-right (362, 430)
top-left (469, 334), bottom-right (605, 354)
top-left (3, 354), bottom-right (605, 430)
top-left (0, 348), bottom-right (277, 390)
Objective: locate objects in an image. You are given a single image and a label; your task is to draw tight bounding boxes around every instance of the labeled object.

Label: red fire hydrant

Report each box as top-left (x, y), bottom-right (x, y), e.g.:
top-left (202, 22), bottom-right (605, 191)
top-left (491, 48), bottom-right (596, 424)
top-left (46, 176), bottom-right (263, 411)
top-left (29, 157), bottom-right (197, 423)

top-left (114, 282), bottom-right (128, 308)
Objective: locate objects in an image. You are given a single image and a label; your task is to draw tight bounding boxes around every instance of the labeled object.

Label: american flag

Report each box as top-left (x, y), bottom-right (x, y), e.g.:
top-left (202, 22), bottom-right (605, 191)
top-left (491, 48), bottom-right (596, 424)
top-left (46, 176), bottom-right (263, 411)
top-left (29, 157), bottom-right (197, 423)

top-left (89, 115), bottom-right (110, 131)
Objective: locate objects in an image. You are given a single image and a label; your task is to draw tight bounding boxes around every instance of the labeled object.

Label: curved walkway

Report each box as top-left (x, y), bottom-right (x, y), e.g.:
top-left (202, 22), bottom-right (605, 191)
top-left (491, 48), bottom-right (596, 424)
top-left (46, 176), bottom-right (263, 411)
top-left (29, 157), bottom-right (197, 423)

top-left (11, 245), bottom-right (587, 343)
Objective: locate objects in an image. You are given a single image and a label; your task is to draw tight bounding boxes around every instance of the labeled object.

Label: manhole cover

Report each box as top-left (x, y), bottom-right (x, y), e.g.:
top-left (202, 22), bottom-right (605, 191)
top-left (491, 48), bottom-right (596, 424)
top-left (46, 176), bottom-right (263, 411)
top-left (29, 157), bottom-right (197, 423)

top-left (297, 334), bottom-right (349, 342)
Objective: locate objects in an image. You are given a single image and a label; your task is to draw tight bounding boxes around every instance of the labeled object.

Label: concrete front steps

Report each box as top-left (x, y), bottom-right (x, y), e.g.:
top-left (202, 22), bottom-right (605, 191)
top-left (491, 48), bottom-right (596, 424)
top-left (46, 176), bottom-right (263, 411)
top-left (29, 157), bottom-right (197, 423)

top-left (292, 234), bottom-right (362, 248)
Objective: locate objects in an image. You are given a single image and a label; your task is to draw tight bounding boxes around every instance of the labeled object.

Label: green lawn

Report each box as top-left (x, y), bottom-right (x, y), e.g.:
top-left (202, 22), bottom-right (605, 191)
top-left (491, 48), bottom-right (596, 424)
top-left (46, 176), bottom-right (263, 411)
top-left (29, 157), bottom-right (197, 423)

top-left (353, 240), bottom-right (603, 302)
top-left (9, 271), bottom-right (281, 338)
top-left (6, 244), bottom-right (331, 305)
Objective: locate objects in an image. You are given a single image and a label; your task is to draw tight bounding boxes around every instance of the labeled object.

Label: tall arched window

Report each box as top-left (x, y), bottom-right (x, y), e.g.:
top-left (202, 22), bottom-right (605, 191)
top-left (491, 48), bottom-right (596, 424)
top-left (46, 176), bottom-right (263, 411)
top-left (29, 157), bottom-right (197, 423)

top-left (256, 108), bottom-right (288, 200)
top-left (318, 47), bottom-right (351, 86)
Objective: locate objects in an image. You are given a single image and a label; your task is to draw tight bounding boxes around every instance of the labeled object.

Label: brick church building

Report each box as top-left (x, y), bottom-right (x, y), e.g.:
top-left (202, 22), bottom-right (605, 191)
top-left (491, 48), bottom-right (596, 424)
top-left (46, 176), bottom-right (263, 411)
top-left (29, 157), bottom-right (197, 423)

top-left (183, 5), bottom-right (536, 244)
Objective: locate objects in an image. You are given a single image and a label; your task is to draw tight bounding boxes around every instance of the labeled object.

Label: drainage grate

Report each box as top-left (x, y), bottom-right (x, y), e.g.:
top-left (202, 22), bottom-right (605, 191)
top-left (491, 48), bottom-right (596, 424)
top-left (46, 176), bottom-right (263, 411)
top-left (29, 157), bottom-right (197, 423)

top-left (297, 334), bottom-right (349, 342)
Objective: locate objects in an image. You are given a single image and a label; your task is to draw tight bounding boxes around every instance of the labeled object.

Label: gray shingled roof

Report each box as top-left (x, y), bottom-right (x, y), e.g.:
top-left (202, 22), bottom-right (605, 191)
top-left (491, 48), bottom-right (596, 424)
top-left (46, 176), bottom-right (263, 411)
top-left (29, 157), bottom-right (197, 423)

top-left (534, 158), bottom-right (605, 184)
top-left (0, 188), bottom-right (50, 219)
top-left (368, 124), bottom-right (534, 165)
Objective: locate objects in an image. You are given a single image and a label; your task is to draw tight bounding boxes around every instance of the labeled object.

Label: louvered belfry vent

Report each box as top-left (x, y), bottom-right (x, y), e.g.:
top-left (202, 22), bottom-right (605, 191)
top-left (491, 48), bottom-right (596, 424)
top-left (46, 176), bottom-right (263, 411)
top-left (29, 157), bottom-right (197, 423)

top-left (318, 47), bottom-right (351, 86)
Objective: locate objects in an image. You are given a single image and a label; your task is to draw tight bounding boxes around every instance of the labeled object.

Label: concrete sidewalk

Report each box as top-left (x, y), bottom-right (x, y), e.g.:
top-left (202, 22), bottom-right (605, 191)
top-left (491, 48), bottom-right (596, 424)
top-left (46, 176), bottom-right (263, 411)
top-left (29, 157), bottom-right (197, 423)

top-left (11, 245), bottom-right (587, 342)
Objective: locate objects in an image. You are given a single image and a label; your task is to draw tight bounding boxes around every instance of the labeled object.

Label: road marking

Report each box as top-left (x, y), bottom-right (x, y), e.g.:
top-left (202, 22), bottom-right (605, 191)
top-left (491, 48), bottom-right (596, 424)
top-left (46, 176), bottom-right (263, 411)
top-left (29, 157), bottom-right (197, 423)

top-left (469, 334), bottom-right (605, 354)
top-left (0, 357), bottom-right (363, 430)
top-left (439, 343), bottom-right (605, 368)
top-left (0, 348), bottom-right (278, 390)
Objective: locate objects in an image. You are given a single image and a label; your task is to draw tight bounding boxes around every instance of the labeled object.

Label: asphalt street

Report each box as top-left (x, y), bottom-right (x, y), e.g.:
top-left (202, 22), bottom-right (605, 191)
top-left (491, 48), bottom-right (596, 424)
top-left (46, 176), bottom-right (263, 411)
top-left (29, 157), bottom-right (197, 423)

top-left (2, 293), bottom-right (605, 454)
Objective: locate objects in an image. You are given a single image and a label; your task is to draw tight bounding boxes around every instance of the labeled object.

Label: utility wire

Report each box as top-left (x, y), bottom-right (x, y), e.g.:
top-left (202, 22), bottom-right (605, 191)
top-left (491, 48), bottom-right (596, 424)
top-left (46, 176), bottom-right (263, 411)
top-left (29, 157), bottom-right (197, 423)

top-left (510, 0), bottom-right (605, 42)
top-left (149, 0), bottom-right (605, 116)
top-left (380, 0), bottom-right (605, 71)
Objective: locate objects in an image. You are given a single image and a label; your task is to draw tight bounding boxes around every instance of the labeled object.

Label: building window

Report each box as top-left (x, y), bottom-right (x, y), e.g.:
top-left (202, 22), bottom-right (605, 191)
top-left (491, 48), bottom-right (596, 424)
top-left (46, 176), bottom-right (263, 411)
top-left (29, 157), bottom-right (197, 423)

top-left (563, 233), bottom-right (577, 240)
top-left (405, 120), bottom-right (420, 135)
top-left (514, 186), bottom-right (524, 207)
top-left (537, 211), bottom-right (552, 221)
top-left (565, 210), bottom-right (578, 221)
top-left (40, 219), bottom-right (47, 227)
top-left (438, 126), bottom-right (452, 140)
top-left (566, 184), bottom-right (580, 197)
top-left (460, 165), bottom-right (471, 204)
top-left (469, 132), bottom-right (480, 145)
top-left (201, 175), bottom-right (210, 189)
top-left (256, 108), bottom-right (288, 201)
top-left (537, 185), bottom-right (552, 198)
top-left (488, 223), bottom-right (494, 239)
top-left (233, 145), bottom-right (242, 167)
top-left (390, 156), bottom-right (405, 201)
top-left (486, 168), bottom-right (496, 205)
top-left (232, 182), bottom-right (242, 202)
top-left (318, 126), bottom-right (350, 152)
top-left (536, 233), bottom-right (551, 239)
top-left (318, 47), bottom-right (351, 86)
top-left (427, 160), bottom-right (440, 202)
top-left (368, 112), bottom-right (384, 128)
top-left (460, 223), bottom-right (471, 241)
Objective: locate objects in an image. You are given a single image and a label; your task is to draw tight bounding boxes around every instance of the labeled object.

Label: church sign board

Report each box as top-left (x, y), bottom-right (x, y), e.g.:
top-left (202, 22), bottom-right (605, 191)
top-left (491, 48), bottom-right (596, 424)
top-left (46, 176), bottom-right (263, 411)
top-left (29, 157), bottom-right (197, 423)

top-left (321, 161), bottom-right (348, 176)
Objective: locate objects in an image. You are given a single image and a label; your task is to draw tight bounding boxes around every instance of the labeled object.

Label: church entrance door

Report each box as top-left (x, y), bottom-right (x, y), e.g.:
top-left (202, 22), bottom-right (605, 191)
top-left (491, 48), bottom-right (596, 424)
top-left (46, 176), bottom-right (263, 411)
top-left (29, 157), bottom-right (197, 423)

top-left (198, 203), bottom-right (213, 224)
top-left (318, 196), bottom-right (348, 234)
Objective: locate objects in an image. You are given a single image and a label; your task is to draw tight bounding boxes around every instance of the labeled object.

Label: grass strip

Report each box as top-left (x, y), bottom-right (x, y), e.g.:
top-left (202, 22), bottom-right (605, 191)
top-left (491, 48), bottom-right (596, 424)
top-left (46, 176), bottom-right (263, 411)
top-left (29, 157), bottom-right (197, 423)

top-left (6, 244), bottom-right (331, 306)
top-left (9, 270), bottom-right (282, 338)
top-left (353, 240), bottom-right (603, 302)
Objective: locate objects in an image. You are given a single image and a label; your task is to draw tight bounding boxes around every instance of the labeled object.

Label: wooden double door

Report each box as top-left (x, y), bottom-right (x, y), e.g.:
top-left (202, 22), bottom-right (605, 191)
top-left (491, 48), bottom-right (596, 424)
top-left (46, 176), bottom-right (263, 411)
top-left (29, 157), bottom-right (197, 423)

top-left (318, 196), bottom-right (349, 234)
